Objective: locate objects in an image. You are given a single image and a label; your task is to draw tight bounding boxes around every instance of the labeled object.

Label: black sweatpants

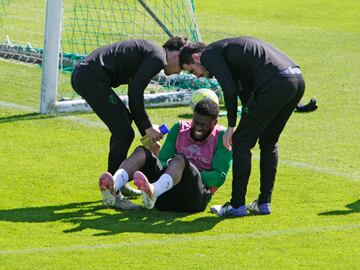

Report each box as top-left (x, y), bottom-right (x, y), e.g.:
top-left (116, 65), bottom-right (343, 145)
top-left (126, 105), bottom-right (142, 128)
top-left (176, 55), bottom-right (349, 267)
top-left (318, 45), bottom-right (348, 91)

top-left (71, 64), bottom-right (135, 175)
top-left (230, 74), bottom-right (305, 207)
top-left (140, 147), bottom-right (212, 212)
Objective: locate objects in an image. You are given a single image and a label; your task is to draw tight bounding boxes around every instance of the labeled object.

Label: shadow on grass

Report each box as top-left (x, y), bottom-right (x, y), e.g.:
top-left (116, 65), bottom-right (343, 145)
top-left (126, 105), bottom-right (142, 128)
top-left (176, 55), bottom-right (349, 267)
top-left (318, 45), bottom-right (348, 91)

top-left (0, 112), bottom-right (56, 123)
top-left (318, 199), bottom-right (360, 216)
top-left (177, 113), bottom-right (193, 119)
top-left (0, 111), bottom-right (93, 124)
top-left (0, 200), bottom-right (223, 236)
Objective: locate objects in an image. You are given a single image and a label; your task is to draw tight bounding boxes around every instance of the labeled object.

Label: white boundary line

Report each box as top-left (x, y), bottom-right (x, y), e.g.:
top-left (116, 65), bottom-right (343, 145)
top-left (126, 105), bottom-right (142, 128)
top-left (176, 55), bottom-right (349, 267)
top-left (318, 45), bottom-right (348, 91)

top-left (1, 101), bottom-right (359, 182)
top-left (61, 115), bottom-right (106, 129)
top-left (0, 101), bottom-right (34, 111)
top-left (279, 159), bottom-right (360, 181)
top-left (0, 223), bottom-right (359, 255)
top-left (0, 101), bottom-right (106, 129)
top-left (252, 156), bottom-right (360, 181)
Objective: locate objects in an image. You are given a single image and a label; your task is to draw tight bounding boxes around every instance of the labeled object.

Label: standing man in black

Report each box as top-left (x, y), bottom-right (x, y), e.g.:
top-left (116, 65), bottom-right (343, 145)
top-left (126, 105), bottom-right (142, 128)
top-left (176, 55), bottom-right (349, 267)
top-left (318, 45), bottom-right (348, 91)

top-left (71, 37), bottom-right (188, 209)
top-left (179, 37), bottom-right (305, 217)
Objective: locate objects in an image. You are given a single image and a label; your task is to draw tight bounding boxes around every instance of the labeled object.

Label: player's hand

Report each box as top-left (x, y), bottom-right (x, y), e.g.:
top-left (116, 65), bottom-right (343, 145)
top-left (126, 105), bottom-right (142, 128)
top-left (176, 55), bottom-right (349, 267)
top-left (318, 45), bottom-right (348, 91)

top-left (223, 127), bottom-right (234, 151)
top-left (147, 141), bottom-right (161, 156)
top-left (145, 125), bottom-right (163, 143)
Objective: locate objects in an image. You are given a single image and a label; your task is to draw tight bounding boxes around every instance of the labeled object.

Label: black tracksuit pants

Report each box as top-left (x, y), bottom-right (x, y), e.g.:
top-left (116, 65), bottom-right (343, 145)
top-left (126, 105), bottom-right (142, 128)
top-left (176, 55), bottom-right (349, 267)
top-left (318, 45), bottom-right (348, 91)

top-left (230, 73), bottom-right (305, 208)
top-left (71, 64), bottom-right (135, 175)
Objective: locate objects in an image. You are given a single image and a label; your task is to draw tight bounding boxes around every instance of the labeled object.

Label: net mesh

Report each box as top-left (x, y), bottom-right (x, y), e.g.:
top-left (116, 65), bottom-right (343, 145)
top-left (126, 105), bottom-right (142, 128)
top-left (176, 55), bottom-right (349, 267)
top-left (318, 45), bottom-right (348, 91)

top-left (62, 0), bottom-right (200, 55)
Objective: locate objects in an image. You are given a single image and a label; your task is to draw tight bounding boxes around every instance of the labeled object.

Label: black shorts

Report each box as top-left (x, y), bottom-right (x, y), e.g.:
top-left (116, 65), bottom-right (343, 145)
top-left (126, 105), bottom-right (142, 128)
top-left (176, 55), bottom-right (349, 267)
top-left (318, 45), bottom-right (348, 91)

top-left (139, 147), bottom-right (212, 212)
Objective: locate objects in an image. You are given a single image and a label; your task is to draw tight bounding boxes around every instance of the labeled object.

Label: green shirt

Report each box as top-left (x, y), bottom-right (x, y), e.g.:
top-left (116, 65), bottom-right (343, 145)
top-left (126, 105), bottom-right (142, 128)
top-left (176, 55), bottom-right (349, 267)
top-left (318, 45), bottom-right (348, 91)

top-left (158, 122), bottom-right (232, 188)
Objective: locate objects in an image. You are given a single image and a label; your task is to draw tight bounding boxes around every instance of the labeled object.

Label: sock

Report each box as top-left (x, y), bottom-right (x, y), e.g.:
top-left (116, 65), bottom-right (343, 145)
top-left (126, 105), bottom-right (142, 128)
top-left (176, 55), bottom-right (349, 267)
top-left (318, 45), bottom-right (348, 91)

top-left (153, 174), bottom-right (173, 197)
top-left (113, 169), bottom-right (129, 192)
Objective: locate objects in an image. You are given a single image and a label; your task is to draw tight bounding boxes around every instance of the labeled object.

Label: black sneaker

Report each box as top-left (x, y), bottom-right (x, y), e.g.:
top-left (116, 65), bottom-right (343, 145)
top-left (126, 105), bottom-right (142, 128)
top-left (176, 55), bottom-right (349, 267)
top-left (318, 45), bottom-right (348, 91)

top-left (113, 193), bottom-right (141, 210)
top-left (295, 98), bottom-right (318, 112)
top-left (120, 183), bottom-right (141, 199)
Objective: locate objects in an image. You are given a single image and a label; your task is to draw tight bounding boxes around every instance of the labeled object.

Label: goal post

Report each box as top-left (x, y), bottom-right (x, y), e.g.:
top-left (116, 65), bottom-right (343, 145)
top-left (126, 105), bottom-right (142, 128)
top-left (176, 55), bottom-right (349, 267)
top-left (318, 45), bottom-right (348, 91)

top-left (40, 0), bottom-right (63, 114)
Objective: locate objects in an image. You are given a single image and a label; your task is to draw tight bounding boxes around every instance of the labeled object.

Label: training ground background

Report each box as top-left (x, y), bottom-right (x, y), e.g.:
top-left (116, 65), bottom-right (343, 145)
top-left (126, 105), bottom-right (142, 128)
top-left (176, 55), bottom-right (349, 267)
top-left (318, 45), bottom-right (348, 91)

top-left (0, 0), bottom-right (359, 269)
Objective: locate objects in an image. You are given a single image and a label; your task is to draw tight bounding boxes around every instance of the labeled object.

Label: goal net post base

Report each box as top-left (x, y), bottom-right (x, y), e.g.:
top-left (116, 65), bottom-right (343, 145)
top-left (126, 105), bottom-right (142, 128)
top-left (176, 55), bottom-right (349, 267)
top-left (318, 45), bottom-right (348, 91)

top-left (48, 90), bottom-right (193, 113)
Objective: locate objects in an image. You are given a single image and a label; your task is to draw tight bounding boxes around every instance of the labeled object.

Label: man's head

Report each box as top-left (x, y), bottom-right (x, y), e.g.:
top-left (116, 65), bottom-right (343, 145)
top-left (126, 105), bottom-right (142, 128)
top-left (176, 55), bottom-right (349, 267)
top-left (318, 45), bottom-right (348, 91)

top-left (162, 36), bottom-right (189, 75)
top-left (191, 98), bottom-right (219, 141)
top-left (179, 42), bottom-right (209, 78)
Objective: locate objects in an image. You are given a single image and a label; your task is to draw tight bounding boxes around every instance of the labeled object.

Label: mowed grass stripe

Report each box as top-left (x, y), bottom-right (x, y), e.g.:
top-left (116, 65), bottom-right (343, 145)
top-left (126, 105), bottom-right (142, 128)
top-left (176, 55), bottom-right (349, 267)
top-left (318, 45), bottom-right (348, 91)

top-left (1, 223), bottom-right (359, 255)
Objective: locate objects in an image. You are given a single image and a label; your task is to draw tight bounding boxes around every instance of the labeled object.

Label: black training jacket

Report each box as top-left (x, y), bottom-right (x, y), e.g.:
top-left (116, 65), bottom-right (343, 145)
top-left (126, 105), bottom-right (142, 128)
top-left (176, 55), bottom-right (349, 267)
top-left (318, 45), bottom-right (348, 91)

top-left (84, 39), bottom-right (167, 133)
top-left (200, 36), bottom-right (298, 127)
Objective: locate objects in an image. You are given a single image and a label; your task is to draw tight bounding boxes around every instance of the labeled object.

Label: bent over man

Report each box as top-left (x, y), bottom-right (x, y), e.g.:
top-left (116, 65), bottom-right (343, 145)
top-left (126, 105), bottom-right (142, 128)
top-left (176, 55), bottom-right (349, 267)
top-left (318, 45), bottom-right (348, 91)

top-left (71, 37), bottom-right (188, 205)
top-left (180, 37), bottom-right (305, 216)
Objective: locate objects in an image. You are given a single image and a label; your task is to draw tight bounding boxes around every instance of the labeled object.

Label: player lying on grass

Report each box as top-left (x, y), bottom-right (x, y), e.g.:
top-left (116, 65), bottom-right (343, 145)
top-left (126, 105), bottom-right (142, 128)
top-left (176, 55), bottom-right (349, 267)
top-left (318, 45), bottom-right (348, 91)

top-left (98, 99), bottom-right (232, 212)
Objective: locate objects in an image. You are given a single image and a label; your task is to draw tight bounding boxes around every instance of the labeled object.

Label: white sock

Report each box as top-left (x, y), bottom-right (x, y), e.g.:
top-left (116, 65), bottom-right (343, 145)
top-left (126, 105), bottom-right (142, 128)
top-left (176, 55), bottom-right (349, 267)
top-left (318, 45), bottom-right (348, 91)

top-left (153, 174), bottom-right (174, 197)
top-left (113, 169), bottom-right (129, 192)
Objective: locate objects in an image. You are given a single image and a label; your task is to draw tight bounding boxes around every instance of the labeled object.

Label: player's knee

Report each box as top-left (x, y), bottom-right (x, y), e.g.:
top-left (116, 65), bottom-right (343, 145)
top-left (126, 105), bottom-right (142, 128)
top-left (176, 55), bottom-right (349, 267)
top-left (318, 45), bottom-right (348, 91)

top-left (132, 146), bottom-right (147, 162)
top-left (259, 140), bottom-right (278, 151)
top-left (232, 140), bottom-right (255, 155)
top-left (113, 128), bottom-right (135, 145)
top-left (232, 134), bottom-right (256, 150)
top-left (169, 154), bottom-right (186, 167)
top-left (126, 129), bottom-right (135, 142)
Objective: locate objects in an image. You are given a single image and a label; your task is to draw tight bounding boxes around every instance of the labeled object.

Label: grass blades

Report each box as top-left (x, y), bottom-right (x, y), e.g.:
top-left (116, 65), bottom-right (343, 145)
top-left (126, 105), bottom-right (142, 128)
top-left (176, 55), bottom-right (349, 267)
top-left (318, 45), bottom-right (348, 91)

top-left (0, 0), bottom-right (359, 269)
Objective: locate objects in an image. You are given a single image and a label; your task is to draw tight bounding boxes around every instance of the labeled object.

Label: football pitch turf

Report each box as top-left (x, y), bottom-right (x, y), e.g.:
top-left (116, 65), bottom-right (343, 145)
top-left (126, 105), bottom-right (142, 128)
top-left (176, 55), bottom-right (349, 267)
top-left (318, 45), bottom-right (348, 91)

top-left (0, 0), bottom-right (359, 269)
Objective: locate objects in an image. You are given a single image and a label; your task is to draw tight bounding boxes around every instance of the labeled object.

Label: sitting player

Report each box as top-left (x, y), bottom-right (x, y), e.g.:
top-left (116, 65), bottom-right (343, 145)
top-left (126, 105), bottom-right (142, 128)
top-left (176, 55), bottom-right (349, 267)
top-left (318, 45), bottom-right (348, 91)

top-left (98, 99), bottom-right (232, 212)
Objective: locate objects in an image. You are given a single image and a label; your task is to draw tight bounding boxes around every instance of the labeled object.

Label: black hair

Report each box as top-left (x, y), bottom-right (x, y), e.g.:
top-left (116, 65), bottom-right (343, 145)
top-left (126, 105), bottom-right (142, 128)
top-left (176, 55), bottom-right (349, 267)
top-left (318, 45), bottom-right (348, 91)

top-left (162, 36), bottom-right (189, 51)
top-left (194, 98), bottom-right (219, 120)
top-left (179, 42), bottom-right (206, 67)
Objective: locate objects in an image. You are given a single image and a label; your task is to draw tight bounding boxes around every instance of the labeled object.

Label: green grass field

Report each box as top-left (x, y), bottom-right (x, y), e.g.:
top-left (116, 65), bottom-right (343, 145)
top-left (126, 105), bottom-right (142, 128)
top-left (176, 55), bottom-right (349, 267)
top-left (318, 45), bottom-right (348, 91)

top-left (0, 0), bottom-right (359, 269)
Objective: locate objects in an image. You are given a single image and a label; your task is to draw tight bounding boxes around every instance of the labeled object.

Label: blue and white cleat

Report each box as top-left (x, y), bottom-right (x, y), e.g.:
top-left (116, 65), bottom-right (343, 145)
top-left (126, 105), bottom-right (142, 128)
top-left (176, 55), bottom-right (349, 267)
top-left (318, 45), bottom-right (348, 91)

top-left (247, 200), bottom-right (271, 215)
top-left (210, 202), bottom-right (248, 217)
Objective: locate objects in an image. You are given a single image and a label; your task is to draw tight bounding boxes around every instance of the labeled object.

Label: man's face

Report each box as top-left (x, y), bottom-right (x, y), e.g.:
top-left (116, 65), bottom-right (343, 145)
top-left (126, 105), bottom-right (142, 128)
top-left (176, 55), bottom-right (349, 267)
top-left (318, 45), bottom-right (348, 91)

top-left (182, 53), bottom-right (210, 78)
top-left (191, 112), bottom-right (217, 141)
top-left (164, 50), bottom-right (181, 75)
top-left (164, 62), bottom-right (181, 75)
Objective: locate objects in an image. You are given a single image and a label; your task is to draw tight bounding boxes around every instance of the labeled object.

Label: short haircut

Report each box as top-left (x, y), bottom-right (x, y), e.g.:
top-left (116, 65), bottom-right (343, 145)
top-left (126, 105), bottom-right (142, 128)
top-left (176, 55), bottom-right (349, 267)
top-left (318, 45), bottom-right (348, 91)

top-left (179, 42), bottom-right (206, 67)
top-left (194, 98), bottom-right (219, 120)
top-left (162, 36), bottom-right (189, 51)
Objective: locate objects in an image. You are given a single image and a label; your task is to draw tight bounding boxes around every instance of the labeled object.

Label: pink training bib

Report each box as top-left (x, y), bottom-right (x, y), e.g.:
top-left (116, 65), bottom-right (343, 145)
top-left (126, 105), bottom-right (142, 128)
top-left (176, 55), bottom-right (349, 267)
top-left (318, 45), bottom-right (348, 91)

top-left (175, 121), bottom-right (224, 171)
